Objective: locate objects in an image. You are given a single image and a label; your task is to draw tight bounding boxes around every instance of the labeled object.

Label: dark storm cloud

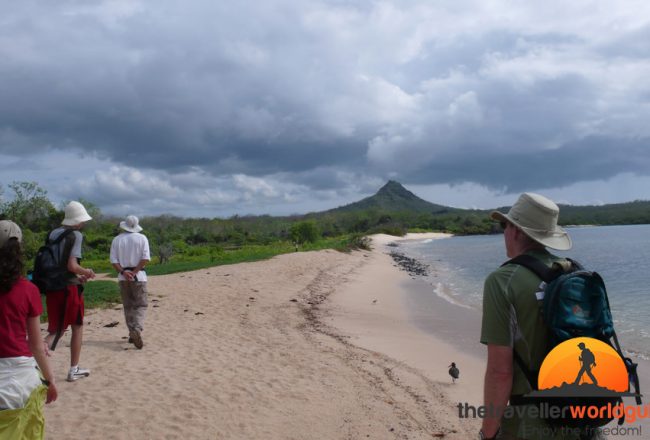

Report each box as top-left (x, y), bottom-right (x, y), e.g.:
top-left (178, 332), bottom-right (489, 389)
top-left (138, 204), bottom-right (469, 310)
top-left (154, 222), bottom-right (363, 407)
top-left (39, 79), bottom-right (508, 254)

top-left (0, 1), bottom-right (374, 173)
top-left (2, 0), bottom-right (650, 215)
top-left (404, 136), bottom-right (650, 192)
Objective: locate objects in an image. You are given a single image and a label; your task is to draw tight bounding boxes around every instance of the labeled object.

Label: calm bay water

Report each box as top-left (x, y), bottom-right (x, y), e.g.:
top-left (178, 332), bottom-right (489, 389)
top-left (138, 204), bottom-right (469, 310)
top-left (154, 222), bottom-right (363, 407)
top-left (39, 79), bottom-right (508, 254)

top-left (397, 225), bottom-right (650, 359)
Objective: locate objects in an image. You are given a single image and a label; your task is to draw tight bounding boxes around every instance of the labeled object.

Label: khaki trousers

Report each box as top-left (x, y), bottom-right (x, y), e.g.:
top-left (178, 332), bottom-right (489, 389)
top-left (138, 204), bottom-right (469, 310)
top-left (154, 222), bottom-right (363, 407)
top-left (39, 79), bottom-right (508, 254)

top-left (119, 281), bottom-right (148, 333)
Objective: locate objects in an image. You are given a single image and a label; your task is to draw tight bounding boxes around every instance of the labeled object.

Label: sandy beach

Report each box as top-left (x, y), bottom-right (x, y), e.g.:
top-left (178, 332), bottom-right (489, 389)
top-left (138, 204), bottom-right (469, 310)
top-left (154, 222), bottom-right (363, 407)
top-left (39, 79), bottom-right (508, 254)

top-left (40, 234), bottom-right (483, 439)
top-left (328, 234), bottom-right (486, 410)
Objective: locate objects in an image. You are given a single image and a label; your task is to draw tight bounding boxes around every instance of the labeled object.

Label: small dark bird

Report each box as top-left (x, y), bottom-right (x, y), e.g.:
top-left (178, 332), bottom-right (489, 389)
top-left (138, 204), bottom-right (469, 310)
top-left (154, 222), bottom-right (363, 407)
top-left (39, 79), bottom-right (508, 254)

top-left (448, 362), bottom-right (459, 383)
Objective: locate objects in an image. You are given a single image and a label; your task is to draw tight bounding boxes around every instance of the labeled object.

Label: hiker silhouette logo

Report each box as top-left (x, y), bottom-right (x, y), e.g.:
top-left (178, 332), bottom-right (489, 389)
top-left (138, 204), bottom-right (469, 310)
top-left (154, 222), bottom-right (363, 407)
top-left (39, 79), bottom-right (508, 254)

top-left (520, 337), bottom-right (646, 428)
top-left (537, 337), bottom-right (628, 395)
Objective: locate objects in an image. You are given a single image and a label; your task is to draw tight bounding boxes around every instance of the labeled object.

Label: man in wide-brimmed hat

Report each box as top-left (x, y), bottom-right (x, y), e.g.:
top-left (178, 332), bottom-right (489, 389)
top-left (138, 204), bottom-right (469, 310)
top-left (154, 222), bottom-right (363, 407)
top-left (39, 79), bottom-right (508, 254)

top-left (44, 201), bottom-right (96, 382)
top-left (479, 193), bottom-right (578, 440)
top-left (110, 215), bottom-right (150, 349)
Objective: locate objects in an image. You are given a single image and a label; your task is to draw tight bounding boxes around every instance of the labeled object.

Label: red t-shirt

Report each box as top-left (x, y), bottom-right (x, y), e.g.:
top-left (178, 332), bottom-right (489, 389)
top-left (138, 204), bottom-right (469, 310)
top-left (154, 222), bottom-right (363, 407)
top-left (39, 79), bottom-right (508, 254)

top-left (0, 278), bottom-right (42, 357)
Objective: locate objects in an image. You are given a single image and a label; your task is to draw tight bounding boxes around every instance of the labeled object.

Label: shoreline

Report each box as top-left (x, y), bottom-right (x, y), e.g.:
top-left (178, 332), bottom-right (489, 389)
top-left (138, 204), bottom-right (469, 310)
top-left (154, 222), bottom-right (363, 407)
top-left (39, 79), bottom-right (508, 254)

top-left (327, 234), bottom-right (485, 427)
top-left (368, 233), bottom-right (484, 360)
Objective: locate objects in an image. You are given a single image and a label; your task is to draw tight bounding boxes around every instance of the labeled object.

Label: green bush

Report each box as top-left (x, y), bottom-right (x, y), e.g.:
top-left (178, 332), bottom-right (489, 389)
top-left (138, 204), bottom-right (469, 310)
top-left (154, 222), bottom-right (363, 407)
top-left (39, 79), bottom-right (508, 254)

top-left (368, 224), bottom-right (407, 236)
top-left (290, 221), bottom-right (320, 244)
top-left (344, 234), bottom-right (372, 251)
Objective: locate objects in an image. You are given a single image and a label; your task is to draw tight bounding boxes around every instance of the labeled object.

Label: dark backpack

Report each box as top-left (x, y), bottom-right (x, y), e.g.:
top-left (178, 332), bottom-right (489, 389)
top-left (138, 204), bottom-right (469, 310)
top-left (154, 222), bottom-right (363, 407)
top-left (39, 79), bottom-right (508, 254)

top-left (32, 229), bottom-right (75, 294)
top-left (506, 255), bottom-right (641, 430)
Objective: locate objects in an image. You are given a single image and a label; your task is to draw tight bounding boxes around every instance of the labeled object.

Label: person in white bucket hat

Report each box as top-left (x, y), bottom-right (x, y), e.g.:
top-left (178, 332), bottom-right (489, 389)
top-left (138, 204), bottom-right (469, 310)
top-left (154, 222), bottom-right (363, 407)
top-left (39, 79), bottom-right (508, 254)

top-left (43, 201), bottom-right (95, 382)
top-left (479, 193), bottom-right (578, 440)
top-left (61, 201), bottom-right (92, 226)
top-left (110, 215), bottom-right (150, 349)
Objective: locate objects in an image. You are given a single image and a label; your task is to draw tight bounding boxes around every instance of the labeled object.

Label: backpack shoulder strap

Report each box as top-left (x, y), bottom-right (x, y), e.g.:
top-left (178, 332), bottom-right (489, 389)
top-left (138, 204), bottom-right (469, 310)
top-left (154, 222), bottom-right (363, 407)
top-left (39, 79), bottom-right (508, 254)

top-left (47, 228), bottom-right (76, 270)
top-left (501, 254), bottom-right (557, 393)
top-left (512, 350), bottom-right (538, 390)
top-left (48, 228), bottom-right (75, 245)
top-left (503, 254), bottom-right (559, 283)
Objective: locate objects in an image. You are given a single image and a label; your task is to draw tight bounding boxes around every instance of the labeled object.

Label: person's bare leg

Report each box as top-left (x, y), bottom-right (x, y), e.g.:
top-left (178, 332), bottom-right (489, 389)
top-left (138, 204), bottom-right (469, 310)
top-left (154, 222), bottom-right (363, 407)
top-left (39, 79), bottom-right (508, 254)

top-left (70, 324), bottom-right (82, 366)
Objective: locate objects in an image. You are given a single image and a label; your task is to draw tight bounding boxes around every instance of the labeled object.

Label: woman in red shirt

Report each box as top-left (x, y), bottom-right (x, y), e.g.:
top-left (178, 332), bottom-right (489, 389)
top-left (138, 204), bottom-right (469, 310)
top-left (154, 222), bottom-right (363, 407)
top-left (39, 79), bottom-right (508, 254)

top-left (0, 221), bottom-right (57, 427)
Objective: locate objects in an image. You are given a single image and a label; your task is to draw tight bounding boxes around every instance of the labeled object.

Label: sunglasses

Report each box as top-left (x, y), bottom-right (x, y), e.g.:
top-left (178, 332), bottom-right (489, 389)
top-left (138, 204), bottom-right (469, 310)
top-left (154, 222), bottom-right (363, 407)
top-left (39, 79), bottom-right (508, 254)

top-left (499, 221), bottom-right (509, 230)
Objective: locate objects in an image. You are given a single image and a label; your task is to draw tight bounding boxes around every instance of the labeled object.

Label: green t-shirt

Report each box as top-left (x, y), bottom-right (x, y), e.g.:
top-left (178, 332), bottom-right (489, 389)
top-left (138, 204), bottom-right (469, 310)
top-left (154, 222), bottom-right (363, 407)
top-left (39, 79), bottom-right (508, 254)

top-left (480, 249), bottom-right (564, 394)
top-left (480, 250), bottom-right (585, 440)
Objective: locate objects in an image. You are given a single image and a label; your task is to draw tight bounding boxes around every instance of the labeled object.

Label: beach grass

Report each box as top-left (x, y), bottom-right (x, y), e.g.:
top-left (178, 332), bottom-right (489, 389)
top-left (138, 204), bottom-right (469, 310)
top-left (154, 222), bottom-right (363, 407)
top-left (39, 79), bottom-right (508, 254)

top-left (38, 235), bottom-right (366, 322)
top-left (83, 237), bottom-right (359, 278)
top-left (83, 280), bottom-right (122, 309)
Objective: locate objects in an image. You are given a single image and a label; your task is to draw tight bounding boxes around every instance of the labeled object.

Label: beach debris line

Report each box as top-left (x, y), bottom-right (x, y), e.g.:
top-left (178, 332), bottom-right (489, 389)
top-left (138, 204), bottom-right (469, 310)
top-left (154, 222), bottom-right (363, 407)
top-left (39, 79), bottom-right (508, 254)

top-left (388, 251), bottom-right (429, 276)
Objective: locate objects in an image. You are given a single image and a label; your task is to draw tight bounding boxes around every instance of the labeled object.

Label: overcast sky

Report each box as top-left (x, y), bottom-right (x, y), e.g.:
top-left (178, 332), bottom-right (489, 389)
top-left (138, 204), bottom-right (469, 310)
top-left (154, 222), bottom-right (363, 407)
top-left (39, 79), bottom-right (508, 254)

top-left (2, 0), bottom-right (650, 218)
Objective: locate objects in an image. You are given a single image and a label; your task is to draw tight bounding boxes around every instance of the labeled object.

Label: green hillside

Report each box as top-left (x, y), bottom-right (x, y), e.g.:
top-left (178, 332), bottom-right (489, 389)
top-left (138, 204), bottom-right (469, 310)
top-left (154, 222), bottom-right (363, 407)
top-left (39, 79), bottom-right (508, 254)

top-left (303, 181), bottom-right (491, 236)
top-left (327, 180), bottom-right (455, 214)
top-left (318, 182), bottom-right (650, 235)
top-left (558, 200), bottom-right (650, 226)
top-left (490, 200), bottom-right (650, 227)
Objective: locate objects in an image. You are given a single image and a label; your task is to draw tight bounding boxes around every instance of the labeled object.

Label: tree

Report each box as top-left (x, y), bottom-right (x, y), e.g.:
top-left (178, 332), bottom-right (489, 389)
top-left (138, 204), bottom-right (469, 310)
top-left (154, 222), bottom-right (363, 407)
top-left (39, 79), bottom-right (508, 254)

top-left (156, 243), bottom-right (174, 264)
top-left (0, 181), bottom-right (57, 231)
top-left (290, 221), bottom-right (320, 245)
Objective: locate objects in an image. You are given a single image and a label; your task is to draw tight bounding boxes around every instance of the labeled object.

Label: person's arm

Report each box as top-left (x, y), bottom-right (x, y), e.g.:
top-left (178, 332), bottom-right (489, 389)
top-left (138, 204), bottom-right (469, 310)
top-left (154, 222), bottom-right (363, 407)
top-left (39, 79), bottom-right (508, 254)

top-left (68, 255), bottom-right (95, 280)
top-left (66, 231), bottom-right (95, 281)
top-left (132, 258), bottom-right (149, 275)
top-left (27, 316), bottom-right (58, 404)
top-left (480, 269), bottom-right (516, 438)
top-left (112, 262), bottom-right (123, 273)
top-left (481, 344), bottom-right (513, 438)
top-left (124, 258), bottom-right (149, 281)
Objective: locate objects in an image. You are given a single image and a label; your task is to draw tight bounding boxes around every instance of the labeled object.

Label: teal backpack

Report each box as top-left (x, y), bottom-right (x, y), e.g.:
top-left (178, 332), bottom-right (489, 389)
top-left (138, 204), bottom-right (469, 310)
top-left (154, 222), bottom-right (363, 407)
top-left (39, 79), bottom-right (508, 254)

top-left (506, 255), bottom-right (641, 429)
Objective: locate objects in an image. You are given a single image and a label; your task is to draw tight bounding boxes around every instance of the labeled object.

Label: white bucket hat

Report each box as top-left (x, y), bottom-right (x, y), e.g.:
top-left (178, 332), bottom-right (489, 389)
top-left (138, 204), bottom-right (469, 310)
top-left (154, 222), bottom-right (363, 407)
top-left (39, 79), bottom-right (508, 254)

top-left (0, 220), bottom-right (22, 247)
top-left (120, 215), bottom-right (143, 233)
top-left (490, 192), bottom-right (572, 250)
top-left (62, 201), bottom-right (92, 226)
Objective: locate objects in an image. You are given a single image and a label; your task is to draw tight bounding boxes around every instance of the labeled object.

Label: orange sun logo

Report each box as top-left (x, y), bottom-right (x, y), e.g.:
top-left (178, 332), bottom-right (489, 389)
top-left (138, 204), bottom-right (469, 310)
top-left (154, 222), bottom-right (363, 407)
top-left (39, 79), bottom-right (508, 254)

top-left (538, 337), bottom-right (628, 393)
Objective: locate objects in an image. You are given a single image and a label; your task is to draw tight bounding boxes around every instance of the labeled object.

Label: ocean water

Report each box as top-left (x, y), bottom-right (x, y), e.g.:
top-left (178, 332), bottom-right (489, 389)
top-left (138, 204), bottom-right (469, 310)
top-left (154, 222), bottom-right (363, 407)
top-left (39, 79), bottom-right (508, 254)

top-left (395, 225), bottom-right (650, 360)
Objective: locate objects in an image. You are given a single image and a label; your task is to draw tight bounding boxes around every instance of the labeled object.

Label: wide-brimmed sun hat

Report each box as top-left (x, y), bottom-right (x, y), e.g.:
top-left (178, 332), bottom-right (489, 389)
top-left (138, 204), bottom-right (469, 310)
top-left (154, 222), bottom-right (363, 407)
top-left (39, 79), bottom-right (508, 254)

top-left (62, 201), bottom-right (92, 226)
top-left (120, 215), bottom-right (143, 233)
top-left (0, 220), bottom-right (22, 247)
top-left (490, 192), bottom-right (572, 251)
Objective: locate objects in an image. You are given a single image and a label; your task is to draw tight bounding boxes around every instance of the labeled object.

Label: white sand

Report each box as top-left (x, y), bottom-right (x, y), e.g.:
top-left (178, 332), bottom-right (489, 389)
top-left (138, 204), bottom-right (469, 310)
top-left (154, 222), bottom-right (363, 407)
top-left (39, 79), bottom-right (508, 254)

top-left (330, 234), bottom-right (486, 386)
top-left (327, 235), bottom-right (485, 430)
top-left (41, 244), bottom-right (481, 439)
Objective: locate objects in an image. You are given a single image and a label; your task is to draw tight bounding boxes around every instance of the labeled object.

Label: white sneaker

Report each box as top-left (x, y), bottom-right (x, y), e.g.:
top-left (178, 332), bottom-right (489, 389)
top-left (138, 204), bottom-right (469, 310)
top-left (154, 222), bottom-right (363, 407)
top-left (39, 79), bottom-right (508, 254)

top-left (67, 366), bottom-right (90, 382)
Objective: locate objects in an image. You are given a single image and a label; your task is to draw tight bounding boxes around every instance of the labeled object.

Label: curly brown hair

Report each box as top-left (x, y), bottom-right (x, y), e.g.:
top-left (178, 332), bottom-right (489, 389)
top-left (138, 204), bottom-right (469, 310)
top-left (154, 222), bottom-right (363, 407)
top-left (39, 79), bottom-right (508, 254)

top-left (0, 238), bottom-right (23, 293)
